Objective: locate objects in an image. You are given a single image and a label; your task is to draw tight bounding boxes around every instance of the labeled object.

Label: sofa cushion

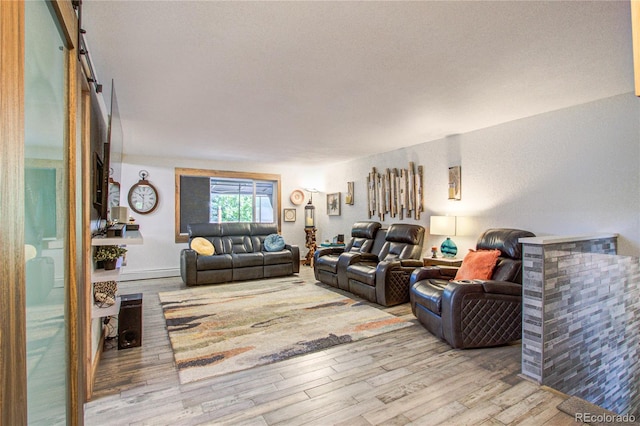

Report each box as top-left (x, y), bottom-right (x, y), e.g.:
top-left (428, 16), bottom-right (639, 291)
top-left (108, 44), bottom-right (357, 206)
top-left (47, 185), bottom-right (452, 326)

top-left (251, 222), bottom-right (278, 236)
top-left (454, 249), bottom-right (501, 280)
top-left (377, 224), bottom-right (425, 261)
top-left (476, 228), bottom-right (535, 259)
top-left (191, 237), bottom-right (215, 256)
top-left (315, 254), bottom-right (340, 273)
top-left (232, 252), bottom-right (264, 268)
top-left (188, 223), bottom-right (222, 238)
top-left (411, 279), bottom-right (449, 315)
top-left (263, 250), bottom-right (292, 265)
top-left (196, 253), bottom-right (232, 270)
top-left (346, 263), bottom-right (376, 286)
top-left (225, 235), bottom-right (254, 253)
top-left (348, 238), bottom-right (373, 253)
top-left (492, 258), bottom-right (523, 283)
top-left (264, 234), bottom-right (285, 252)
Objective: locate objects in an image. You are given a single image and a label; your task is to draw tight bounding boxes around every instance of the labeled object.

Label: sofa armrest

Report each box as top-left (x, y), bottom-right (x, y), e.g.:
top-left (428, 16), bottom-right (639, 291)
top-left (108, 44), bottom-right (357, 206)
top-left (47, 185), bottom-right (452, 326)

top-left (285, 244), bottom-right (300, 273)
top-left (358, 252), bottom-right (380, 263)
top-left (313, 246), bottom-right (344, 267)
top-left (477, 280), bottom-right (522, 296)
top-left (399, 259), bottom-right (424, 268)
top-left (441, 279), bottom-right (523, 348)
top-left (336, 252), bottom-right (366, 290)
top-left (410, 266), bottom-right (457, 283)
top-left (180, 248), bottom-right (198, 285)
top-left (375, 260), bottom-right (422, 306)
top-left (337, 251), bottom-right (365, 268)
top-left (315, 247), bottom-right (345, 257)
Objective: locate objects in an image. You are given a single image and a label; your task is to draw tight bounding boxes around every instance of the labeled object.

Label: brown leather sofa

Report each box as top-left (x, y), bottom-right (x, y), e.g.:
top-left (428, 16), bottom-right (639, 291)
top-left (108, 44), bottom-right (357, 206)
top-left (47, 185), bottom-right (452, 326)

top-left (180, 222), bottom-right (299, 286)
top-left (409, 228), bottom-right (535, 349)
top-left (313, 221), bottom-right (382, 288)
top-left (340, 223), bottom-right (425, 306)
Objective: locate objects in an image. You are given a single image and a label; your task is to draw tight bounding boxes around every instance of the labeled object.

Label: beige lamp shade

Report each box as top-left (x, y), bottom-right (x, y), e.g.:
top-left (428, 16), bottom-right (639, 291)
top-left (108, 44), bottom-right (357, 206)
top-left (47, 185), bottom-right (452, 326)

top-left (430, 216), bottom-right (456, 236)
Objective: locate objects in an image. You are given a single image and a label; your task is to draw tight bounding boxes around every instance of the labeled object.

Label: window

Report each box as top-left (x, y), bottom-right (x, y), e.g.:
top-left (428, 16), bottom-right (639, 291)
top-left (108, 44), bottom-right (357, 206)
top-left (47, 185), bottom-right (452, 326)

top-left (175, 168), bottom-right (281, 243)
top-left (209, 179), bottom-right (275, 223)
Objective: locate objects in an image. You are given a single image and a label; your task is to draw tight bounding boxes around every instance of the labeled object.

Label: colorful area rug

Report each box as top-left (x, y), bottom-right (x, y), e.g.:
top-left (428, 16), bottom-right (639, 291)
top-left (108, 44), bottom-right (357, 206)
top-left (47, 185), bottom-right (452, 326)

top-left (159, 276), bottom-right (414, 384)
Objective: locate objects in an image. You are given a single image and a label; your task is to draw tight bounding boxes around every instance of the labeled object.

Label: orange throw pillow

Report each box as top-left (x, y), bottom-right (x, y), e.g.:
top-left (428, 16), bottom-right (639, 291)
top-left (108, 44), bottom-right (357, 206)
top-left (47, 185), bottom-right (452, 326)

top-left (454, 249), bottom-right (501, 280)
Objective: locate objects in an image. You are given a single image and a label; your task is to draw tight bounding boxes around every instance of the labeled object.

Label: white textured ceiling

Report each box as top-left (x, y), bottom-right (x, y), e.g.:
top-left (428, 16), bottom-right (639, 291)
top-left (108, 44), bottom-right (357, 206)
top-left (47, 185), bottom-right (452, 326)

top-left (81, 1), bottom-right (634, 165)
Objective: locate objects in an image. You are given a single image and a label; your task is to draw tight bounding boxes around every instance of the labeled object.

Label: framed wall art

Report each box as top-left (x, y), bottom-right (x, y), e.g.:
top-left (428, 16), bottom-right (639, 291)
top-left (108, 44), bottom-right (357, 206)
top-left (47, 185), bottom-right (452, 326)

top-left (366, 162), bottom-right (423, 220)
top-left (327, 192), bottom-right (341, 216)
top-left (283, 208), bottom-right (296, 222)
top-left (448, 166), bottom-right (461, 200)
top-left (346, 181), bottom-right (354, 205)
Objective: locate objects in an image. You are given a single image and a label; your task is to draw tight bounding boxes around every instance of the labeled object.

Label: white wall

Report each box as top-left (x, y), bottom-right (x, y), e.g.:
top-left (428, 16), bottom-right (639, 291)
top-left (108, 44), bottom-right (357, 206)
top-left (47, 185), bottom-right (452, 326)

top-left (119, 93), bottom-right (640, 280)
top-left (117, 156), bottom-right (320, 280)
top-left (321, 93), bottom-right (640, 258)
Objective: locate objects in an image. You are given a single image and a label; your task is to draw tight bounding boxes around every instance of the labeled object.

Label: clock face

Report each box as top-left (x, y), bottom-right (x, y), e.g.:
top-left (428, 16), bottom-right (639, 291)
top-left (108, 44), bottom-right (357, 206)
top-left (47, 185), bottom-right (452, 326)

top-left (128, 183), bottom-right (158, 214)
top-left (108, 182), bottom-right (120, 208)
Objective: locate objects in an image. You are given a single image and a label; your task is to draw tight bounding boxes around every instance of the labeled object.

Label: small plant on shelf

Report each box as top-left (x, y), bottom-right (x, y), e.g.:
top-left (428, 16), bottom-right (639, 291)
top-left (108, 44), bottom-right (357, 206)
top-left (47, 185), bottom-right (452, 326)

top-left (94, 245), bottom-right (127, 270)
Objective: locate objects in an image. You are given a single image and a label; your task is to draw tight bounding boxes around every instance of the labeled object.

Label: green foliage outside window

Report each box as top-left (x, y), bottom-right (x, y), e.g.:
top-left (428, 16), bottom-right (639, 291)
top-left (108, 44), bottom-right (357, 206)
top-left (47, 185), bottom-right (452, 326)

top-left (211, 194), bottom-right (253, 222)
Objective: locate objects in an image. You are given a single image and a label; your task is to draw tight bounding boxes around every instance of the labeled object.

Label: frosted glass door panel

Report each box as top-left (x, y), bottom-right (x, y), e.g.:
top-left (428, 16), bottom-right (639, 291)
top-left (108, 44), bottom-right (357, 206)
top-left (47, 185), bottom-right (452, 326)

top-left (24, 1), bottom-right (68, 423)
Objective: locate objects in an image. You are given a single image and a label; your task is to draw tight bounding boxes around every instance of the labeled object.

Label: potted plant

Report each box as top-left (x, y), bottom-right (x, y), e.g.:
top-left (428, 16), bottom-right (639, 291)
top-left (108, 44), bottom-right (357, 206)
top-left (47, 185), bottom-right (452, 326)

top-left (94, 245), bottom-right (127, 270)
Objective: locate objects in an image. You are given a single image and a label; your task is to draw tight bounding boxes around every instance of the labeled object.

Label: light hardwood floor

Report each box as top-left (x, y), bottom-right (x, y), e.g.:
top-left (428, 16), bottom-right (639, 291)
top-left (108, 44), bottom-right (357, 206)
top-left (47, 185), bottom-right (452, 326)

top-left (85, 267), bottom-right (580, 425)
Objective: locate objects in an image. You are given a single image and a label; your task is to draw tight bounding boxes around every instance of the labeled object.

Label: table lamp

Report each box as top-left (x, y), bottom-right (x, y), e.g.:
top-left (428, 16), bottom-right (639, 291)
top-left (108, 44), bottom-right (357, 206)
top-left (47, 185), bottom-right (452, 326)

top-left (430, 215), bottom-right (457, 258)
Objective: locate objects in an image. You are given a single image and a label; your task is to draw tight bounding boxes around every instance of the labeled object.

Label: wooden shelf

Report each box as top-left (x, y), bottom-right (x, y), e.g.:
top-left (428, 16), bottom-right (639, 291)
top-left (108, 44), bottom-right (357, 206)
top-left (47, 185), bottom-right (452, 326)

top-left (91, 296), bottom-right (121, 319)
top-left (91, 230), bottom-right (143, 246)
top-left (91, 267), bottom-right (120, 283)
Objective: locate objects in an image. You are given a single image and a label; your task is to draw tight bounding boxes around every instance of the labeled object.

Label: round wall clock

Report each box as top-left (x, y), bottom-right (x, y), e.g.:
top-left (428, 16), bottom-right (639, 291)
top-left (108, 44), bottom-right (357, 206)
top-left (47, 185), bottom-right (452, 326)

top-left (290, 189), bottom-right (304, 205)
top-left (108, 179), bottom-right (120, 208)
top-left (128, 170), bottom-right (159, 214)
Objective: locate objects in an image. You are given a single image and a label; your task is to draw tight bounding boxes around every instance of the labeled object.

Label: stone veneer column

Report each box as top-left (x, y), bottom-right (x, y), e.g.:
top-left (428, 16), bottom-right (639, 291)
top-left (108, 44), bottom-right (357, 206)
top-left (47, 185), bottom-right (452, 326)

top-left (520, 234), bottom-right (640, 416)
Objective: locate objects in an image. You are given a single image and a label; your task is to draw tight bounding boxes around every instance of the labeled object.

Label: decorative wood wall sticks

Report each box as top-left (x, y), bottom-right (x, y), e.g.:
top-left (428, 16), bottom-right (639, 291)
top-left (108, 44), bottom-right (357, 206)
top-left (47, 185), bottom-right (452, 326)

top-left (367, 162), bottom-right (423, 221)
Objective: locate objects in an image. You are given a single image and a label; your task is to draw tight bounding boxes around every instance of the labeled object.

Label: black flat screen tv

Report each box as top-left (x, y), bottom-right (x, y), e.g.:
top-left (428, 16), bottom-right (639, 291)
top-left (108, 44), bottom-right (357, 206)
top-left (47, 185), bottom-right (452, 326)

top-left (91, 79), bottom-right (122, 230)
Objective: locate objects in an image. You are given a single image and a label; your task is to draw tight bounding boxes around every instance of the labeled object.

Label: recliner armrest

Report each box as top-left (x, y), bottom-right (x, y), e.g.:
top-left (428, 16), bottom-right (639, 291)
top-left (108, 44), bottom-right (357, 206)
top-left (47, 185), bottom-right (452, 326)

top-left (477, 280), bottom-right (522, 296)
top-left (313, 246), bottom-right (344, 266)
top-left (336, 251), bottom-right (369, 290)
top-left (337, 251), bottom-right (366, 268)
top-left (445, 279), bottom-right (521, 297)
top-left (410, 266), bottom-right (457, 283)
top-left (315, 247), bottom-right (345, 257)
top-left (358, 252), bottom-right (380, 263)
top-left (180, 248), bottom-right (198, 285)
top-left (375, 260), bottom-right (423, 306)
top-left (285, 244), bottom-right (300, 273)
top-left (399, 259), bottom-right (423, 268)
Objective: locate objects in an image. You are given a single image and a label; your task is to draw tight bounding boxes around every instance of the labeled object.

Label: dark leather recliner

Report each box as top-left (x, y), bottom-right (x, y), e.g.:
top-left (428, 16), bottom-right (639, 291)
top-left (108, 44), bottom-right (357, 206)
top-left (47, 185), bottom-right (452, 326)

top-left (314, 221), bottom-right (382, 288)
top-left (342, 224), bottom-right (425, 306)
top-left (409, 228), bottom-right (535, 349)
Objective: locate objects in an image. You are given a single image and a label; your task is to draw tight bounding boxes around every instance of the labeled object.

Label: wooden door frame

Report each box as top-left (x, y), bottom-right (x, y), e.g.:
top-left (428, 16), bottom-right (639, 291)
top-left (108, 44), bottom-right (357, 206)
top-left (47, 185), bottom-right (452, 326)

top-left (0, 1), bottom-right (28, 423)
top-left (1, 1), bottom-right (84, 424)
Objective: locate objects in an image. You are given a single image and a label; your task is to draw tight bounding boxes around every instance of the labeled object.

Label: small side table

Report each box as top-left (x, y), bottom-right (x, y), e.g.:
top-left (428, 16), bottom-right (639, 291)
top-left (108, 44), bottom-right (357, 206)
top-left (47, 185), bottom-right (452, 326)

top-left (423, 257), bottom-right (463, 267)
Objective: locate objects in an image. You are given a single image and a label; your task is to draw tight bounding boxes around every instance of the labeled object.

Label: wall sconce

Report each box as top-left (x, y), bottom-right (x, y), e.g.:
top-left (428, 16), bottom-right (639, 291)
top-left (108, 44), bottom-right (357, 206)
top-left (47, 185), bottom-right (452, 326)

top-left (430, 215), bottom-right (457, 257)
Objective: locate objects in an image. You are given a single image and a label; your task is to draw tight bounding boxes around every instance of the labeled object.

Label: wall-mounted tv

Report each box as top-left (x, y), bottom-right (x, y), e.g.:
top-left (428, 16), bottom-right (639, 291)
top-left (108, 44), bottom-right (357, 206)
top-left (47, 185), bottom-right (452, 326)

top-left (91, 79), bottom-right (122, 230)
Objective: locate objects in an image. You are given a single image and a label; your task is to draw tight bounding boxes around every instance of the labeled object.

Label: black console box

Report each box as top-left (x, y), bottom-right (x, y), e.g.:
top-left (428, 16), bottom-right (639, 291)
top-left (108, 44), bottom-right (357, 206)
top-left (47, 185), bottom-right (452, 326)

top-left (107, 224), bottom-right (126, 238)
top-left (118, 293), bottom-right (142, 350)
